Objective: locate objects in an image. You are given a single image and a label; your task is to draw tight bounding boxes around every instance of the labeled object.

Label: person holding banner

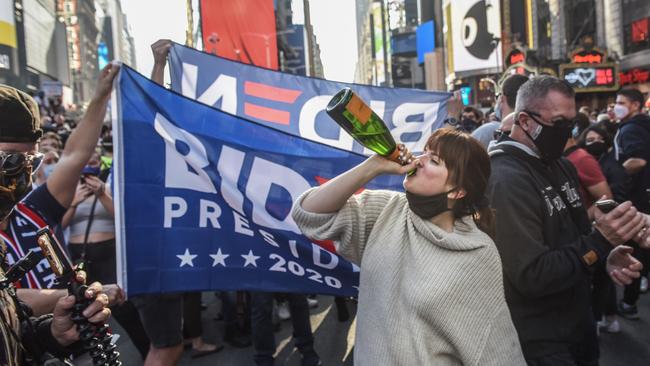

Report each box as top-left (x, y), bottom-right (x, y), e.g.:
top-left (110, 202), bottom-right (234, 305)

top-left (292, 129), bottom-right (525, 365)
top-left (0, 63), bottom-right (118, 364)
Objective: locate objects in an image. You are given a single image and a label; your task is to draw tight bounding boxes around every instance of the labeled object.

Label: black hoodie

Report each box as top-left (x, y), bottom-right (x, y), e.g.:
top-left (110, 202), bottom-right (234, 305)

top-left (486, 139), bottom-right (611, 359)
top-left (615, 112), bottom-right (650, 213)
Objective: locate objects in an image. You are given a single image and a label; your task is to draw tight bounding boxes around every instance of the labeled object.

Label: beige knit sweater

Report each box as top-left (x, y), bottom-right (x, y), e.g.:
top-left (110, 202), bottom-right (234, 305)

top-left (292, 188), bottom-right (525, 366)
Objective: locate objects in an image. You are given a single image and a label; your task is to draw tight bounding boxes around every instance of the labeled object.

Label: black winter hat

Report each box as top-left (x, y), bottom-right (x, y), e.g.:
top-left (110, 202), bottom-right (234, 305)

top-left (0, 84), bottom-right (43, 143)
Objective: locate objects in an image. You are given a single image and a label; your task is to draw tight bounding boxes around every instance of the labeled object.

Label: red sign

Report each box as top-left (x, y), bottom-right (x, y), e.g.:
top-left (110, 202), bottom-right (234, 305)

top-left (619, 69), bottom-right (650, 86)
top-left (509, 52), bottom-right (525, 65)
top-left (201, 0), bottom-right (279, 70)
top-left (595, 68), bottom-right (614, 85)
top-left (572, 53), bottom-right (603, 64)
top-left (632, 18), bottom-right (649, 43)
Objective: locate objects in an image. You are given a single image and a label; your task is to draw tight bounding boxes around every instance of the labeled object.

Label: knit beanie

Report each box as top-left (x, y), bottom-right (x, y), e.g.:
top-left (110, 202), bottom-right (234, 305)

top-left (0, 84), bottom-right (43, 142)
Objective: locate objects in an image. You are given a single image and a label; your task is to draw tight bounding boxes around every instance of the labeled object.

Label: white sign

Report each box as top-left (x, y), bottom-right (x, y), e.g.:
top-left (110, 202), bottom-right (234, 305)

top-left (451, 0), bottom-right (502, 73)
top-left (41, 80), bottom-right (63, 96)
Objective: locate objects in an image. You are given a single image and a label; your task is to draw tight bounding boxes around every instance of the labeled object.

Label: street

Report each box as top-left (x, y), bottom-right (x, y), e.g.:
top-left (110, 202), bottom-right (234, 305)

top-left (109, 289), bottom-right (650, 366)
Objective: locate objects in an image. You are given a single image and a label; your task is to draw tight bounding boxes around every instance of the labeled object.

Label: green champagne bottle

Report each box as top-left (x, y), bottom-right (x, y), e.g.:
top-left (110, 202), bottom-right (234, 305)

top-left (326, 88), bottom-right (414, 174)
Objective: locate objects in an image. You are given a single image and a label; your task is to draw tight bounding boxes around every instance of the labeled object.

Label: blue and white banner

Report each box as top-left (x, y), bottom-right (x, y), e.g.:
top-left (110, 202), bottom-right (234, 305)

top-left (113, 66), bottom-right (405, 296)
top-left (169, 43), bottom-right (451, 154)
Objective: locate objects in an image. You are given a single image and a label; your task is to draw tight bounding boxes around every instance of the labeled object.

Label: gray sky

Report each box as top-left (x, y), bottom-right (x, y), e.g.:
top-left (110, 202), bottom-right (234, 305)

top-left (120, 0), bottom-right (357, 83)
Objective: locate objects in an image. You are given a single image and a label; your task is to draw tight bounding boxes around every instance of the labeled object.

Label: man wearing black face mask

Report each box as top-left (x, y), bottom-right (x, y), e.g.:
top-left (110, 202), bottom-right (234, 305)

top-left (458, 106), bottom-right (482, 133)
top-left (0, 63), bottom-right (118, 364)
top-left (486, 76), bottom-right (646, 365)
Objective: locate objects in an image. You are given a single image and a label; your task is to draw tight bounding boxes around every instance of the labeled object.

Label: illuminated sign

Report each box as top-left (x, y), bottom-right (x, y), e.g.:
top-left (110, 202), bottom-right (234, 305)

top-left (98, 42), bottom-right (109, 70)
top-left (0, 53), bottom-right (9, 69)
top-left (460, 87), bottom-right (472, 106)
top-left (505, 47), bottom-right (527, 67)
top-left (620, 68), bottom-right (650, 86)
top-left (560, 63), bottom-right (619, 92)
top-left (571, 50), bottom-right (604, 64)
top-left (508, 51), bottom-right (525, 66)
top-left (632, 18), bottom-right (649, 43)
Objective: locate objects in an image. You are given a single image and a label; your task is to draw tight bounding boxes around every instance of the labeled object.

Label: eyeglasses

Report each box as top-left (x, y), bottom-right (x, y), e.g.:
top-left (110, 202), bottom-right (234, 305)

top-left (493, 129), bottom-right (511, 140)
top-left (0, 152), bottom-right (44, 176)
top-left (523, 110), bottom-right (577, 129)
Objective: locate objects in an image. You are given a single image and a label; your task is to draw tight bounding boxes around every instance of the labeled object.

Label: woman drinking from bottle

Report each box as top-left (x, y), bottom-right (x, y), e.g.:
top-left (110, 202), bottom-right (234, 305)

top-left (291, 129), bottom-right (524, 366)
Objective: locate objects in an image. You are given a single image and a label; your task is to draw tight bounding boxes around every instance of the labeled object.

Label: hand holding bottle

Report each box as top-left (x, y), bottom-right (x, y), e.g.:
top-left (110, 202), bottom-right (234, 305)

top-left (364, 144), bottom-right (416, 176)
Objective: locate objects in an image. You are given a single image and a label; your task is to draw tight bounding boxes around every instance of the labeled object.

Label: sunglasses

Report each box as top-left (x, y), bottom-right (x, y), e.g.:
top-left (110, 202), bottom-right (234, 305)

top-left (0, 152), bottom-right (44, 176)
top-left (493, 129), bottom-right (511, 140)
top-left (523, 110), bottom-right (578, 129)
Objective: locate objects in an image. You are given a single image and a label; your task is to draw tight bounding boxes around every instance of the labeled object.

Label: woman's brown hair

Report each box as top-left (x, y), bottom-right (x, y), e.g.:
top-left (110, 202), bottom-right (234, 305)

top-left (425, 129), bottom-right (495, 239)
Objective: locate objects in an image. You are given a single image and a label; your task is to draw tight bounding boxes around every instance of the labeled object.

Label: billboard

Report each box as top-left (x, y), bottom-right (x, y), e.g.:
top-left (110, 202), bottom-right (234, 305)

top-left (200, 0), bottom-right (279, 70)
top-left (0, 0), bottom-right (16, 48)
top-left (560, 63), bottom-right (619, 93)
top-left (450, 0), bottom-right (502, 73)
top-left (416, 20), bottom-right (435, 64)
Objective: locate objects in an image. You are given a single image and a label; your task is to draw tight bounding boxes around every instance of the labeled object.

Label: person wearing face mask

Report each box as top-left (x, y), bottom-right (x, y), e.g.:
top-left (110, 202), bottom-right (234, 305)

top-left (457, 106), bottom-right (483, 133)
top-left (291, 129), bottom-right (526, 365)
top-left (486, 76), bottom-right (646, 365)
top-left (0, 65), bottom-right (118, 364)
top-left (612, 88), bottom-right (650, 320)
top-left (32, 148), bottom-right (59, 187)
top-left (472, 74), bottom-right (529, 149)
top-left (563, 112), bottom-right (613, 214)
top-left (613, 88), bottom-right (650, 213)
top-left (578, 125), bottom-right (630, 205)
top-left (576, 125), bottom-right (629, 335)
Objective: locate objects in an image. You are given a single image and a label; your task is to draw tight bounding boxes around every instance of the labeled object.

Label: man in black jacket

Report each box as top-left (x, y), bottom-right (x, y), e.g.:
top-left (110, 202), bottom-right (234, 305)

top-left (613, 88), bottom-right (650, 319)
top-left (487, 76), bottom-right (645, 366)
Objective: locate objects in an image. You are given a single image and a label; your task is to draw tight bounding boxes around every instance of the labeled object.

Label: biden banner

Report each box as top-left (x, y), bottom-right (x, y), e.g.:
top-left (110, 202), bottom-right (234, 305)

top-left (169, 43), bottom-right (451, 154)
top-left (113, 66), bottom-right (405, 296)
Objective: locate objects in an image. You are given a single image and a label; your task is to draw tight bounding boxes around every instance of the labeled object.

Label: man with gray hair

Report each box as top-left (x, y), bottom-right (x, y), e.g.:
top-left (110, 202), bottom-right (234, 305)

top-left (486, 76), bottom-right (647, 365)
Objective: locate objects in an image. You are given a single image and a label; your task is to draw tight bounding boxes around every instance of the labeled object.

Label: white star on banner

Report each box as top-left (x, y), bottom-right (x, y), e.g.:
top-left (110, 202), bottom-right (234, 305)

top-left (209, 249), bottom-right (230, 267)
top-left (241, 250), bottom-right (260, 268)
top-left (177, 248), bottom-right (198, 267)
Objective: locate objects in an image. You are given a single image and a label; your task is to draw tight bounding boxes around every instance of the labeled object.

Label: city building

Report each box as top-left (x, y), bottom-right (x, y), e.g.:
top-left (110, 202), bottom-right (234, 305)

top-left (354, 0), bottom-right (392, 86)
top-left (607, 0), bottom-right (650, 93)
top-left (58, 0), bottom-right (100, 105)
top-left (438, 0), bottom-right (650, 109)
top-left (355, 0), bottom-right (438, 89)
top-left (0, 0), bottom-right (21, 87)
top-left (97, 0), bottom-right (137, 69)
top-left (2, 0), bottom-right (71, 100)
top-left (276, 0), bottom-right (324, 77)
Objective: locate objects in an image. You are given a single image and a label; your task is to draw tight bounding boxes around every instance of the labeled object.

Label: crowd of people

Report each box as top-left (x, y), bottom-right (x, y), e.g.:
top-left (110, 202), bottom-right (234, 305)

top-left (0, 37), bottom-right (649, 366)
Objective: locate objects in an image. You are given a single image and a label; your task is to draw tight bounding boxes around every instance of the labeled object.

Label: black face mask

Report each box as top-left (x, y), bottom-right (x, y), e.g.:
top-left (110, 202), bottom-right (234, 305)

top-left (460, 118), bottom-right (479, 133)
top-left (520, 110), bottom-right (574, 162)
top-left (584, 141), bottom-right (608, 158)
top-left (405, 189), bottom-right (453, 220)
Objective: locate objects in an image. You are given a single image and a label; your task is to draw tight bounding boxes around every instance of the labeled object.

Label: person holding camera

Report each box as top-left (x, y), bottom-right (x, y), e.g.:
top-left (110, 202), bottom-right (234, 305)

top-left (0, 63), bottom-right (118, 364)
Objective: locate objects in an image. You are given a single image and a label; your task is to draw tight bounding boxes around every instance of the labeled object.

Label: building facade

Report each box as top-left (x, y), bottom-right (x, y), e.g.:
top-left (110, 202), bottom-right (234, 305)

top-left (355, 0), bottom-right (425, 88)
top-left (97, 0), bottom-right (137, 69)
top-left (1, 0), bottom-right (71, 100)
top-left (58, 0), bottom-right (101, 105)
top-left (436, 0), bottom-right (650, 108)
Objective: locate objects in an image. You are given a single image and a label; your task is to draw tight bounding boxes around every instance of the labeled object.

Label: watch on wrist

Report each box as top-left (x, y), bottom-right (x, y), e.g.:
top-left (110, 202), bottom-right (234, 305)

top-left (444, 117), bottom-right (458, 126)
